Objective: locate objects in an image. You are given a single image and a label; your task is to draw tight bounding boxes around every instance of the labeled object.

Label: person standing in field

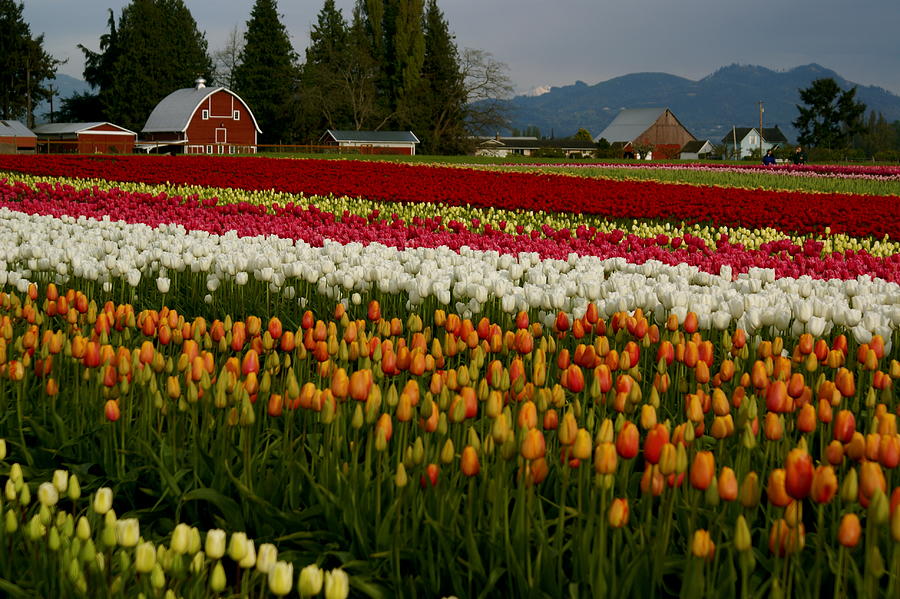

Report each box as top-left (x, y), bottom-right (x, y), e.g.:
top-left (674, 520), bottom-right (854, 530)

top-left (762, 149), bottom-right (776, 165)
top-left (791, 146), bottom-right (807, 165)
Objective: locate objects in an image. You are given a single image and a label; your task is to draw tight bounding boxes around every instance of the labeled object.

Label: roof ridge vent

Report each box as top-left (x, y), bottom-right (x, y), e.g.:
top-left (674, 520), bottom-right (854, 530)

top-left (195, 78), bottom-right (206, 89)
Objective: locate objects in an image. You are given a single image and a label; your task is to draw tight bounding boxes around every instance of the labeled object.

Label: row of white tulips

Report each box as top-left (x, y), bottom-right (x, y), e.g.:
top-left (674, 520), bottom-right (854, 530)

top-left (0, 207), bottom-right (898, 346)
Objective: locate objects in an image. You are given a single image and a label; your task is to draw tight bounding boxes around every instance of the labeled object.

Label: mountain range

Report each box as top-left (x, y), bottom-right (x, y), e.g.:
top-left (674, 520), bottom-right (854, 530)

top-left (503, 64), bottom-right (900, 144)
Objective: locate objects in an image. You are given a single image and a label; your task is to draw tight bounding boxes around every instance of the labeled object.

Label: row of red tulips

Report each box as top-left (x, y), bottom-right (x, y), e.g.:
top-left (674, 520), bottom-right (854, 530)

top-left (1, 155), bottom-right (898, 240)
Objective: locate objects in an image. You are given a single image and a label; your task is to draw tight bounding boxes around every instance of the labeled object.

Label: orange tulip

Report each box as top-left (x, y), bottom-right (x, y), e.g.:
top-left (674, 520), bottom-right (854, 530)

top-left (859, 461), bottom-right (886, 508)
top-left (784, 448), bottom-right (814, 500)
top-left (718, 467), bottom-right (738, 502)
top-left (594, 442), bottom-right (618, 475)
top-left (837, 513), bottom-right (861, 548)
top-left (833, 410), bottom-right (856, 443)
top-left (460, 446), bottom-right (480, 477)
top-left (796, 403), bottom-right (816, 433)
top-left (810, 465), bottom-right (838, 504)
top-left (104, 399), bottom-right (120, 422)
top-left (767, 468), bottom-right (791, 507)
top-left (608, 498), bottom-right (629, 528)
top-left (689, 451), bottom-right (715, 491)
top-left (615, 421), bottom-right (639, 459)
top-left (520, 429), bottom-right (546, 460)
top-left (691, 529), bottom-right (715, 560)
top-left (644, 424), bottom-right (669, 465)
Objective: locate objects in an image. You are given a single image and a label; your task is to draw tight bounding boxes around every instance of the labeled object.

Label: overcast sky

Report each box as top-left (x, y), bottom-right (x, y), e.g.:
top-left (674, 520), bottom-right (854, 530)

top-left (21, 0), bottom-right (900, 95)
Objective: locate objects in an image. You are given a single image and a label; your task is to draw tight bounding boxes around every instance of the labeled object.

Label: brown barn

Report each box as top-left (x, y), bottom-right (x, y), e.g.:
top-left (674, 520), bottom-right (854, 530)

top-left (595, 108), bottom-right (695, 159)
top-left (141, 79), bottom-right (260, 154)
top-left (0, 120), bottom-right (36, 154)
top-left (33, 122), bottom-right (137, 154)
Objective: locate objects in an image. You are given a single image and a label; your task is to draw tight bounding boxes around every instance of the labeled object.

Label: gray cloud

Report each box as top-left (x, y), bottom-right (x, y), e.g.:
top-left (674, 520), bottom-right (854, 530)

top-left (21, 0), bottom-right (900, 94)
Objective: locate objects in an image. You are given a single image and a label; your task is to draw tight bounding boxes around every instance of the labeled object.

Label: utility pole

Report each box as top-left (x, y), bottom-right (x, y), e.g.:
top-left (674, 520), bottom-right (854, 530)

top-left (758, 101), bottom-right (764, 157)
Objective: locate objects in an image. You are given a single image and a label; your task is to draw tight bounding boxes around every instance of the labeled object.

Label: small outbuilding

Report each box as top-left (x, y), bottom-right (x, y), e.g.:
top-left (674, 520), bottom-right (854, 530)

top-left (0, 120), bottom-right (36, 154)
top-left (595, 107), bottom-right (695, 159)
top-left (474, 136), bottom-right (597, 158)
top-left (721, 127), bottom-right (788, 159)
top-left (321, 130), bottom-right (420, 155)
top-left (33, 122), bottom-right (137, 154)
top-left (141, 79), bottom-right (261, 154)
top-left (679, 140), bottom-right (715, 160)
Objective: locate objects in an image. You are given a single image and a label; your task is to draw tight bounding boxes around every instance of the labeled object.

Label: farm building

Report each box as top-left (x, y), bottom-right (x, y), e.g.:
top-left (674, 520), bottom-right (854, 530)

top-left (321, 130), bottom-right (420, 155)
top-left (475, 136), bottom-right (597, 158)
top-left (679, 139), bottom-right (715, 160)
top-left (721, 126), bottom-right (788, 159)
top-left (141, 79), bottom-right (260, 154)
top-left (594, 108), bottom-right (695, 159)
top-left (0, 120), bottom-right (36, 154)
top-left (33, 122), bottom-right (136, 154)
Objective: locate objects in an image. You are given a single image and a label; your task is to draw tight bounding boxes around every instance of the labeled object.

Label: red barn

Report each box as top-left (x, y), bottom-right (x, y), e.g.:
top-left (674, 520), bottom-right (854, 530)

top-left (141, 79), bottom-right (260, 154)
top-left (33, 122), bottom-right (136, 154)
top-left (0, 120), bottom-right (36, 154)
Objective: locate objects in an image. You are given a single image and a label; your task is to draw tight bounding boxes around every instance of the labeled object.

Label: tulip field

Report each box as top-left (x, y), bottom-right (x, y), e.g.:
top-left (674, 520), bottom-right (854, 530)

top-left (2, 156), bottom-right (900, 598)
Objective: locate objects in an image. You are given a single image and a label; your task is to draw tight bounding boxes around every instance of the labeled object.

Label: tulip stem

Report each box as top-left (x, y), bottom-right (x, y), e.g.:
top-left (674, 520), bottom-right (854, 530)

top-left (835, 545), bottom-right (846, 599)
top-left (556, 464), bottom-right (568, 576)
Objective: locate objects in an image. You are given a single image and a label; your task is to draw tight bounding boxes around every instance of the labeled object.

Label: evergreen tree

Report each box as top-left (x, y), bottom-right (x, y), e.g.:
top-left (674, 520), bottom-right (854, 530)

top-left (415, 0), bottom-right (467, 153)
top-left (360, 0), bottom-right (424, 127)
top-left (0, 0), bottom-right (58, 126)
top-left (300, 0), bottom-right (350, 133)
top-left (78, 0), bottom-right (213, 132)
top-left (793, 77), bottom-right (866, 149)
top-left (233, 0), bottom-right (298, 143)
top-left (854, 111), bottom-right (897, 158)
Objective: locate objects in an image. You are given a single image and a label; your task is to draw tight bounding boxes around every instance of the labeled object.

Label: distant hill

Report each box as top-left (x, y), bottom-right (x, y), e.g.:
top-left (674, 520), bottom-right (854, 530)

top-left (502, 64), bottom-right (900, 144)
top-left (34, 74), bottom-right (93, 124)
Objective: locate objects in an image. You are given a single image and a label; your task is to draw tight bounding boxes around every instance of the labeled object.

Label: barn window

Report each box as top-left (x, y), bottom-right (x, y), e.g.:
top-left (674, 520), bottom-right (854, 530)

top-left (202, 110), bottom-right (209, 120)
top-left (233, 110), bottom-right (240, 120)
top-left (206, 145), bottom-right (213, 154)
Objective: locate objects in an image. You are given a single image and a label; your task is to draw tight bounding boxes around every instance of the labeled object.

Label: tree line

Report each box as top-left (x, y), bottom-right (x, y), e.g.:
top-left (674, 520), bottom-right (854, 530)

top-left (1, 0), bottom-right (512, 154)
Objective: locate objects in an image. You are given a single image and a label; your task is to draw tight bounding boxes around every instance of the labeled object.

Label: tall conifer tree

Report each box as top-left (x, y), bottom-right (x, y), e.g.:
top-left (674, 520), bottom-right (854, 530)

top-left (233, 0), bottom-right (298, 143)
top-left (0, 0), bottom-right (58, 126)
top-left (416, 0), bottom-right (467, 153)
top-left (78, 0), bottom-right (212, 132)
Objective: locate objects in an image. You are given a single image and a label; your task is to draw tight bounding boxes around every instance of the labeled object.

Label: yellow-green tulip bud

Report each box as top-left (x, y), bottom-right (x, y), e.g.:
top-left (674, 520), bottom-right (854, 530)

top-left (135, 541), bottom-right (156, 573)
top-left (79, 538), bottom-right (96, 564)
top-left (93, 488), bottom-right (113, 514)
top-left (189, 526), bottom-right (202, 555)
top-left (868, 489), bottom-right (889, 526)
top-left (61, 513), bottom-right (74, 537)
top-left (0, 439), bottom-right (5, 460)
top-left (76, 516), bottom-right (91, 541)
top-left (840, 468), bottom-right (858, 504)
top-left (440, 438), bottom-right (455, 465)
top-left (394, 463), bottom-right (408, 488)
top-left (256, 543), bottom-right (277, 574)
top-left (105, 509), bottom-right (117, 527)
top-left (26, 513), bottom-right (45, 540)
top-left (734, 515), bottom-right (752, 552)
top-left (9, 463), bottom-right (23, 488)
top-left (48, 526), bottom-right (61, 551)
top-left (116, 518), bottom-right (140, 547)
top-left (239, 540), bottom-right (256, 569)
top-left (67, 474), bottom-right (81, 501)
top-left (150, 563), bottom-right (166, 589)
top-left (102, 524), bottom-right (117, 548)
top-left (52, 470), bottom-right (68, 494)
top-left (4, 479), bottom-right (15, 502)
top-left (170, 523), bottom-right (190, 554)
top-left (267, 560), bottom-right (293, 596)
top-left (298, 563), bottom-right (324, 597)
top-left (205, 529), bottom-right (226, 560)
top-left (209, 560), bottom-right (226, 592)
top-left (324, 568), bottom-right (350, 599)
top-left (5, 509), bottom-right (17, 533)
top-left (18, 483), bottom-right (30, 506)
top-left (190, 551), bottom-right (205, 574)
top-left (227, 532), bottom-right (249, 562)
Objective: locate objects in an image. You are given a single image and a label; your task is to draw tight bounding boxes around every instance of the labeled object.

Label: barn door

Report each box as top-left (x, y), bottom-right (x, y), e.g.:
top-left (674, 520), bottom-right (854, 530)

top-left (215, 128), bottom-right (227, 144)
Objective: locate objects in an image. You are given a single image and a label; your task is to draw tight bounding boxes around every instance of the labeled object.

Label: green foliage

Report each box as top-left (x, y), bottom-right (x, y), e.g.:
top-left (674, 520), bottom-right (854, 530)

top-left (232, 0), bottom-right (299, 143)
top-left (793, 77), bottom-right (866, 149)
top-left (79, 0), bottom-right (213, 132)
top-left (0, 0), bottom-right (58, 126)
top-left (412, 0), bottom-right (468, 154)
top-left (573, 128), bottom-right (592, 142)
top-left (853, 112), bottom-right (898, 158)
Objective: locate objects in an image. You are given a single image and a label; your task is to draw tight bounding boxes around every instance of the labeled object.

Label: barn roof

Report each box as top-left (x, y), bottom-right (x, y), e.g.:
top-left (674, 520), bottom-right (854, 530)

top-left (325, 130), bottom-right (420, 144)
top-left (142, 86), bottom-right (261, 134)
top-left (595, 108), bottom-right (667, 143)
top-left (0, 120), bottom-right (36, 138)
top-left (681, 140), bottom-right (712, 153)
top-left (32, 122), bottom-right (136, 135)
